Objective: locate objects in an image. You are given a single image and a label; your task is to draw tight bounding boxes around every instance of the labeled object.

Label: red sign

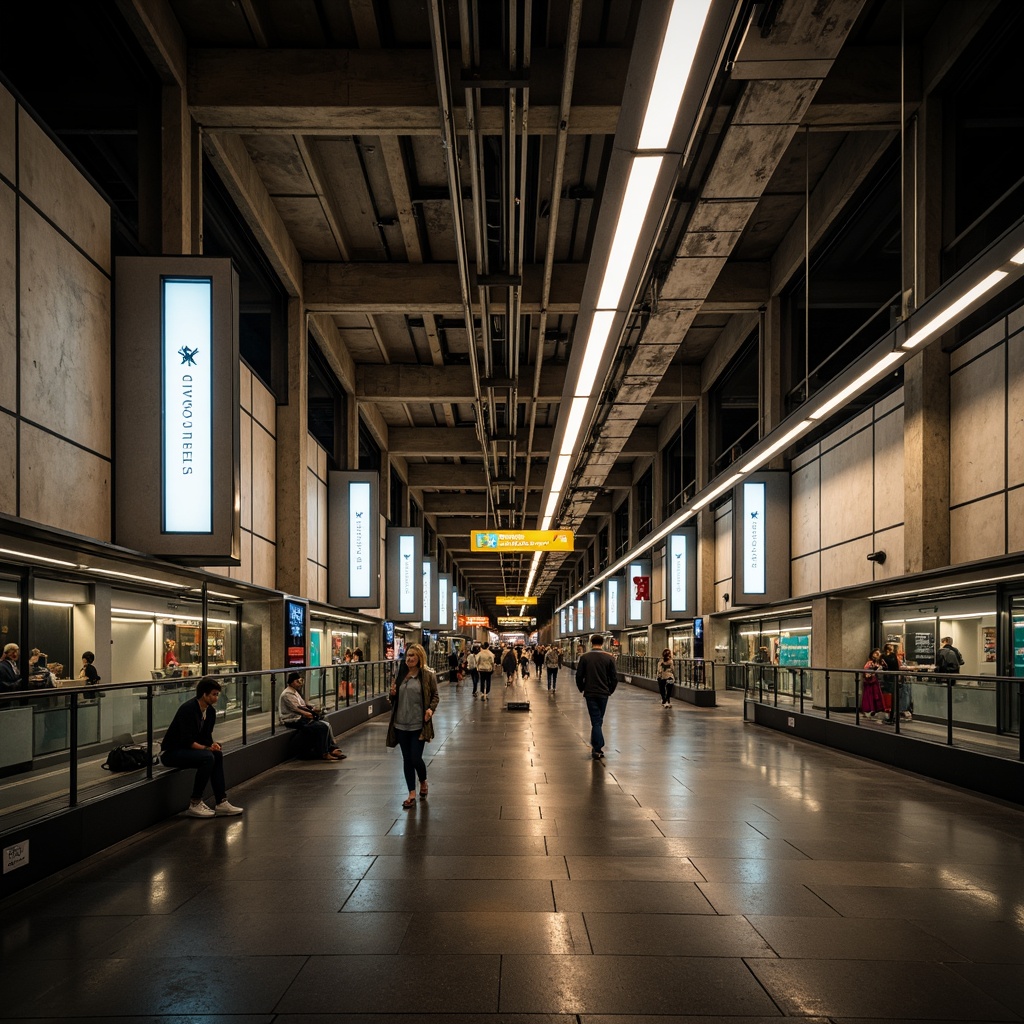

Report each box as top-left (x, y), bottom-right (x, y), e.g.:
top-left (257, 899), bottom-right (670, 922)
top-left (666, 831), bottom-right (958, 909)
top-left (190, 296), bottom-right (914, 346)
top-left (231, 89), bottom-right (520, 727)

top-left (458, 615), bottom-right (490, 628)
top-left (633, 576), bottom-right (651, 601)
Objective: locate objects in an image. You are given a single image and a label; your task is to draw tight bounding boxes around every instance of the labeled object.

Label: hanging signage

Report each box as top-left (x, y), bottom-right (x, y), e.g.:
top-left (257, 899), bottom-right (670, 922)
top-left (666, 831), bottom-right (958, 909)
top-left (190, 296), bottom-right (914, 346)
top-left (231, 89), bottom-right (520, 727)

top-left (438, 574), bottom-right (451, 628)
top-left (604, 577), bottom-right (625, 630)
top-left (665, 527), bottom-right (698, 618)
top-left (627, 559), bottom-right (652, 626)
top-left (588, 590), bottom-right (598, 631)
top-left (498, 616), bottom-right (534, 626)
top-left (496, 595), bottom-right (538, 605)
top-left (114, 256), bottom-right (240, 563)
top-left (385, 527), bottom-right (422, 621)
top-left (459, 615), bottom-right (491, 628)
top-left (568, 604), bottom-right (575, 633)
top-left (732, 472), bottom-right (790, 605)
top-left (451, 585), bottom-right (459, 629)
top-left (576, 598), bottom-right (585, 634)
top-left (471, 530), bottom-right (574, 552)
top-left (329, 471), bottom-right (380, 607)
top-left (559, 608), bottom-right (567, 636)
top-left (421, 556), bottom-right (437, 630)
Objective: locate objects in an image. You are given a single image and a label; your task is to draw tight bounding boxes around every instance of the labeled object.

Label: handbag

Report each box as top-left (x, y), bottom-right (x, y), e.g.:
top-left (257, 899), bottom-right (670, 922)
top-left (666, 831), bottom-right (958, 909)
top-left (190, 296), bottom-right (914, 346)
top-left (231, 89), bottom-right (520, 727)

top-left (102, 744), bottom-right (157, 772)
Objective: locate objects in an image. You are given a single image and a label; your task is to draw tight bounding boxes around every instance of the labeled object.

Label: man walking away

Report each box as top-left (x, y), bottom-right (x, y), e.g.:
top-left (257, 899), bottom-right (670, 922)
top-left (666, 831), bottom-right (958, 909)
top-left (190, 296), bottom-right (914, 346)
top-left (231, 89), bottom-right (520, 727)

top-left (576, 634), bottom-right (618, 760)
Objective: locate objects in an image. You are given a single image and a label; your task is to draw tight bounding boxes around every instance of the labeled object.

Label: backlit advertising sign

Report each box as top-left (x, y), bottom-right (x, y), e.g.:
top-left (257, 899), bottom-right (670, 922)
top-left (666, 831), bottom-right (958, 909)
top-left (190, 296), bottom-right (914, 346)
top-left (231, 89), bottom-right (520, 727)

top-left (422, 556), bottom-right (437, 629)
top-left (438, 574), bottom-right (451, 628)
top-left (604, 577), bottom-right (624, 629)
top-left (559, 608), bottom-right (566, 636)
top-left (588, 590), bottom-right (597, 631)
top-left (328, 471), bottom-right (380, 606)
top-left (386, 527), bottom-right (422, 621)
top-left (666, 527), bottom-right (698, 618)
top-left (284, 598), bottom-right (308, 667)
top-left (731, 472), bottom-right (790, 605)
top-left (162, 278), bottom-right (212, 533)
top-left (627, 559), bottom-right (652, 626)
top-left (743, 481), bottom-right (766, 595)
top-left (568, 604), bottom-right (575, 633)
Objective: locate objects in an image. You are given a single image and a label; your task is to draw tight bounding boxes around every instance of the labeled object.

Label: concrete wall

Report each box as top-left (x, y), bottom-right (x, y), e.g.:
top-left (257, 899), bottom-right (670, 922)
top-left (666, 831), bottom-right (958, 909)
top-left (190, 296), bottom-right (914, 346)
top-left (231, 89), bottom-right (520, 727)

top-left (306, 433), bottom-right (329, 601)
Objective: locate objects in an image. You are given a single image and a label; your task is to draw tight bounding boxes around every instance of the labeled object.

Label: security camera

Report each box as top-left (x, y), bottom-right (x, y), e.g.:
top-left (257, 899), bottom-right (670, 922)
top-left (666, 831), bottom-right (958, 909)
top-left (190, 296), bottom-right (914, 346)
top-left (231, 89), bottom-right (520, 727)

top-left (867, 551), bottom-right (886, 564)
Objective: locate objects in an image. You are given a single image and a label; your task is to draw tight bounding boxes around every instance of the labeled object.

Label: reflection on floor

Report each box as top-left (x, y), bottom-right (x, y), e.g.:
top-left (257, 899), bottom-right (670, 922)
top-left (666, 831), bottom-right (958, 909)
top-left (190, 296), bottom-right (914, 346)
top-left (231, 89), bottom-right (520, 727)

top-left (2, 669), bottom-right (1024, 1021)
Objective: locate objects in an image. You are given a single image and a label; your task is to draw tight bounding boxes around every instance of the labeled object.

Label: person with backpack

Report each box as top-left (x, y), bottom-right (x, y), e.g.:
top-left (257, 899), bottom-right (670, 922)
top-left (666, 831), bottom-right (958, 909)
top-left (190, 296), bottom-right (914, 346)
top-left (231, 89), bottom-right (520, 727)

top-left (935, 637), bottom-right (964, 679)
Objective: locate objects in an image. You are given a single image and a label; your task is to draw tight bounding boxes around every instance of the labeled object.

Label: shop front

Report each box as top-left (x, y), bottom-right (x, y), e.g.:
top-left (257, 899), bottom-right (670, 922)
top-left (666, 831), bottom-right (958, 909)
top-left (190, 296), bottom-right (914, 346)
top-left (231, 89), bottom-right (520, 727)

top-left (727, 609), bottom-right (812, 691)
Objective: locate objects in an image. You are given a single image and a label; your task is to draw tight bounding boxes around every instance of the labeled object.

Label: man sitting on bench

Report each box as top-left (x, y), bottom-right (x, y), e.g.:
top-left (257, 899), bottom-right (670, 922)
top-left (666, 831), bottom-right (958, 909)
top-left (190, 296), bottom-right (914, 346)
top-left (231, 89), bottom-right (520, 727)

top-left (279, 672), bottom-right (346, 761)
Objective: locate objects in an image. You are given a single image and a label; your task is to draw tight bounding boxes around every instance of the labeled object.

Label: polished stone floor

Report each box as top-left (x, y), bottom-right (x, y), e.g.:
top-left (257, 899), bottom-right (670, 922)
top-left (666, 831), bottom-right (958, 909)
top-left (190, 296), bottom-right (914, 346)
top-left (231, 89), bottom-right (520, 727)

top-left (2, 666), bottom-right (1024, 1023)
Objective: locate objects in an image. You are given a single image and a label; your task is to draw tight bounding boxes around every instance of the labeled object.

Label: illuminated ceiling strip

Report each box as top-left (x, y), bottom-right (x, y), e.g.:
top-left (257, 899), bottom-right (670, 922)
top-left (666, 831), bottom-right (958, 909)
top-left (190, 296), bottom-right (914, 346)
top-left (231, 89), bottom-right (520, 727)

top-left (740, 420), bottom-right (813, 473)
top-left (809, 352), bottom-right (902, 421)
top-left (559, 396), bottom-right (590, 457)
top-left (901, 270), bottom-right (1008, 350)
top-left (0, 547), bottom-right (78, 568)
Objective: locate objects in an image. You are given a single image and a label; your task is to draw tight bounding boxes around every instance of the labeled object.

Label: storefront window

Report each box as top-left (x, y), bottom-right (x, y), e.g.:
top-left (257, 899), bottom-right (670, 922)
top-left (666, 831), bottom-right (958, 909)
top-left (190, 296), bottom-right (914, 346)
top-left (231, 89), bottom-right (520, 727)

top-left (666, 626), bottom-right (693, 661)
top-left (878, 594), bottom-right (996, 675)
top-left (731, 614), bottom-right (812, 666)
top-left (627, 632), bottom-right (648, 658)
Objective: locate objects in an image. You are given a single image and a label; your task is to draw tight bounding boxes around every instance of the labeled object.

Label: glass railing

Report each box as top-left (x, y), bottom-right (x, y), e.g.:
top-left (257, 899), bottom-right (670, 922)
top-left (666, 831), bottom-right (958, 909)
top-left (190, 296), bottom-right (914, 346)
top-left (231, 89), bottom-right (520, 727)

top-left (740, 662), bottom-right (1024, 760)
top-left (0, 661), bottom-right (397, 830)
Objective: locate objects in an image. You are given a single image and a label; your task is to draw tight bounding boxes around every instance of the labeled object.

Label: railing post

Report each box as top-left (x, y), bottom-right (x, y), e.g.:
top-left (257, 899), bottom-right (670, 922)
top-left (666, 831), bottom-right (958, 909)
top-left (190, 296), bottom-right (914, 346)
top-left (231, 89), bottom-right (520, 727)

top-left (241, 678), bottom-right (249, 745)
top-left (270, 672), bottom-right (277, 736)
top-left (946, 676), bottom-right (954, 745)
top-left (146, 686), bottom-right (154, 779)
top-left (825, 669), bottom-right (830, 719)
top-left (799, 669), bottom-right (805, 714)
top-left (1019, 680), bottom-right (1023, 762)
top-left (68, 691), bottom-right (79, 808)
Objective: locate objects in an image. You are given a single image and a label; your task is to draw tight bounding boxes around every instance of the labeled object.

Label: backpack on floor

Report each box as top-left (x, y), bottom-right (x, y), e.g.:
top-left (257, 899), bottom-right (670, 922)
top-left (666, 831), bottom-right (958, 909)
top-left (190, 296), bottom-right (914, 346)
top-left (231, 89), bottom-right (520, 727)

top-left (102, 744), bottom-right (156, 772)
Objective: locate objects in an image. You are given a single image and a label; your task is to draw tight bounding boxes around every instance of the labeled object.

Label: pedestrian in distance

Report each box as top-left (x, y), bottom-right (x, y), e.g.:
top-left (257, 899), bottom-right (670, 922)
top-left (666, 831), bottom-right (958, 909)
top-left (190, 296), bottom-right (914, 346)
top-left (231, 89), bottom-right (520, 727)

top-left (475, 644), bottom-right (495, 699)
top-left (544, 644), bottom-right (560, 690)
top-left (576, 634), bottom-right (619, 760)
top-left (501, 646), bottom-right (518, 687)
top-left (860, 648), bottom-right (888, 723)
top-left (657, 648), bottom-right (675, 708)
top-left (387, 644), bottom-right (439, 809)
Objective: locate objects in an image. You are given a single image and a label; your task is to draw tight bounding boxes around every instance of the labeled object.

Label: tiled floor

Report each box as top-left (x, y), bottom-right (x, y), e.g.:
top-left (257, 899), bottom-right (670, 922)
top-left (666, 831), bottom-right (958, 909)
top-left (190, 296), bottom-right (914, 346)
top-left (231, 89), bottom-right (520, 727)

top-left (2, 668), bottom-right (1024, 1023)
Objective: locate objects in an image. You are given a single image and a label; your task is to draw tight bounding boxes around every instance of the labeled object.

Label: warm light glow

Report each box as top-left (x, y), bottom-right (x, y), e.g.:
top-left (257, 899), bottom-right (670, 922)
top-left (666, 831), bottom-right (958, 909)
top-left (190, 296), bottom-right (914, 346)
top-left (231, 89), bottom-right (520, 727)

top-left (551, 454), bottom-right (572, 494)
top-left (559, 396), bottom-right (590, 456)
top-left (1010, 246), bottom-right (1024, 265)
top-left (596, 156), bottom-right (664, 310)
top-left (575, 311), bottom-right (616, 397)
top-left (809, 352), bottom-right (903, 420)
top-left (638, 0), bottom-right (715, 150)
top-left (540, 515), bottom-right (552, 530)
top-left (691, 473), bottom-right (742, 513)
top-left (89, 567), bottom-right (189, 588)
top-left (544, 492), bottom-right (561, 519)
top-left (740, 420), bottom-right (813, 473)
top-left (902, 271), bottom-right (1008, 349)
top-left (0, 547), bottom-right (78, 567)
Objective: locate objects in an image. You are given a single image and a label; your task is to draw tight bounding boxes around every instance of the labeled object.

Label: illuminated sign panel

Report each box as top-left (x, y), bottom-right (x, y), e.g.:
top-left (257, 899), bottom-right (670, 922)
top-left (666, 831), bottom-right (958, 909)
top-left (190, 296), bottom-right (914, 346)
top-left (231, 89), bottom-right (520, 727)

top-left (588, 591), bottom-right (597, 631)
top-left (329, 471), bottom-right (380, 606)
top-left (422, 557), bottom-right (436, 629)
top-left (459, 615), bottom-right (491, 627)
top-left (162, 278), bottom-right (212, 533)
top-left (568, 604), bottom-right (575, 633)
top-left (743, 482), bottom-right (766, 595)
top-left (386, 527), bottom-right (422, 621)
top-left (576, 598), bottom-right (585, 634)
top-left (438, 575), bottom-right (451, 628)
top-left (627, 560), bottom-right (652, 626)
top-left (666, 527), bottom-right (698, 618)
top-left (496, 596), bottom-right (538, 605)
top-left (471, 530), bottom-right (574, 552)
top-left (559, 609), bottom-right (566, 635)
top-left (114, 256), bottom-right (240, 563)
top-left (605, 577), bottom-right (623, 629)
top-left (498, 616), bottom-right (534, 626)
top-left (451, 586), bottom-right (458, 628)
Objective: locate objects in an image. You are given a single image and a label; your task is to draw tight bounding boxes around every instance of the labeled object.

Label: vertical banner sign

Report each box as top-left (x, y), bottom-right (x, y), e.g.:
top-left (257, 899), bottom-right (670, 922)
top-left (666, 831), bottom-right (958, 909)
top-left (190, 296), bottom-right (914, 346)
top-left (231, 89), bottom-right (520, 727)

top-left (732, 473), bottom-right (790, 604)
top-left (452, 587), bottom-right (459, 630)
top-left (329, 471), bottom-right (381, 606)
top-left (589, 591), bottom-right (598, 631)
top-left (114, 256), bottom-right (240, 563)
top-left (386, 527), bottom-right (422, 621)
top-left (743, 481), bottom-right (766, 595)
top-left (559, 608), bottom-right (566, 636)
top-left (604, 577), bottom-right (624, 630)
top-left (568, 604), bottom-right (575, 634)
top-left (665, 527), bottom-right (698, 618)
top-left (438, 575), bottom-right (451, 628)
top-left (422, 556), bottom-right (436, 629)
top-left (576, 598), bottom-right (585, 634)
top-left (627, 560), bottom-right (652, 625)
top-left (162, 278), bottom-right (212, 533)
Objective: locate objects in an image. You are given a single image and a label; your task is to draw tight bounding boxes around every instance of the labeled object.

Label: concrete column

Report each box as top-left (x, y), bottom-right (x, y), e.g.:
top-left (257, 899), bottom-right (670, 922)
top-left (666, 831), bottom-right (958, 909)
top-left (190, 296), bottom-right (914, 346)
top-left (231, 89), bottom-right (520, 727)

top-left (161, 84), bottom-right (201, 254)
top-left (345, 395), bottom-right (360, 470)
top-left (810, 596), bottom-right (870, 708)
top-left (275, 297), bottom-right (309, 597)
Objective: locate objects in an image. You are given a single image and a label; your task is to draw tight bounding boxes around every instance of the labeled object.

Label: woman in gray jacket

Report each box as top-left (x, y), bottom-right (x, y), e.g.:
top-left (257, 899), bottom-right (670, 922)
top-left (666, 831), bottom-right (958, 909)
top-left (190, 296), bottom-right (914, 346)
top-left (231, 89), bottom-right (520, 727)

top-left (387, 644), bottom-right (439, 808)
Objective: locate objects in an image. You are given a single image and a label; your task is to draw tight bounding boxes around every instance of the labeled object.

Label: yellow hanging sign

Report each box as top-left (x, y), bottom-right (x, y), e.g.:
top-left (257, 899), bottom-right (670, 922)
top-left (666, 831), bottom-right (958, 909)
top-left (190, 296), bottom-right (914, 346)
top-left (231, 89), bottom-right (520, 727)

top-left (496, 595), bottom-right (538, 605)
top-left (470, 530), bottom-right (574, 552)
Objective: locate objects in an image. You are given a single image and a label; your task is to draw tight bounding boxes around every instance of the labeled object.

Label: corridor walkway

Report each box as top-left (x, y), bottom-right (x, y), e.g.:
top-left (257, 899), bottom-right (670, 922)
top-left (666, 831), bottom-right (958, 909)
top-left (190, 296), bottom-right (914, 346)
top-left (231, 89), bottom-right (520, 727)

top-left (2, 668), bottom-right (1024, 1021)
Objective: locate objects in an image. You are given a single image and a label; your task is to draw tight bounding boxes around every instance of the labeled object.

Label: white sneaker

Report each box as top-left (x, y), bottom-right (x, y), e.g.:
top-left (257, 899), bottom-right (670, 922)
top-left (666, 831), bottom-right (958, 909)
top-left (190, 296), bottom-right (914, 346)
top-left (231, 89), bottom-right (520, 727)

top-left (186, 801), bottom-right (215, 818)
top-left (215, 799), bottom-right (244, 816)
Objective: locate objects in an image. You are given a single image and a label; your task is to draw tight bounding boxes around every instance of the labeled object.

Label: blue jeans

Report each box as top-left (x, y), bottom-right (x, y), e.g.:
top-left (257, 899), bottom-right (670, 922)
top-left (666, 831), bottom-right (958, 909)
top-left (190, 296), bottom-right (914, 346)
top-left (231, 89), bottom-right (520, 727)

top-left (395, 728), bottom-right (427, 791)
top-left (585, 695), bottom-right (609, 753)
top-left (160, 747), bottom-right (227, 802)
top-left (546, 667), bottom-right (558, 689)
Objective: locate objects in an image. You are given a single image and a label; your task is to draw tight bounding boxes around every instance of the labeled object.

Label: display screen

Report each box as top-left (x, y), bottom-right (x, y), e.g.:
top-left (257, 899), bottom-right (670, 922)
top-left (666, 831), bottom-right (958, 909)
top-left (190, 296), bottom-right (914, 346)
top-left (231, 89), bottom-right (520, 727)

top-left (629, 562), bottom-right (643, 620)
top-left (607, 579), bottom-right (620, 626)
top-left (422, 559), bottom-right (432, 624)
top-left (669, 532), bottom-right (687, 612)
top-left (743, 482), bottom-right (766, 595)
top-left (162, 277), bottom-right (213, 533)
top-left (285, 599), bottom-right (307, 667)
top-left (438, 576), bottom-right (449, 626)
top-left (399, 534), bottom-right (416, 614)
top-left (349, 481), bottom-right (372, 598)
top-left (589, 591), bottom-right (597, 630)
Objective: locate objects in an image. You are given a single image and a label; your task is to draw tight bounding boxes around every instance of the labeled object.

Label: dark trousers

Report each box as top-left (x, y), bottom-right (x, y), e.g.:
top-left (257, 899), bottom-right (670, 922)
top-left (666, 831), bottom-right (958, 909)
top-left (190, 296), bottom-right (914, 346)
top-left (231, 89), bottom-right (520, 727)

top-left (470, 669), bottom-right (479, 693)
top-left (546, 667), bottom-right (558, 689)
top-left (658, 678), bottom-right (673, 703)
top-left (161, 747), bottom-right (227, 802)
top-left (395, 728), bottom-right (427, 791)
top-left (286, 719), bottom-right (334, 757)
top-left (479, 671), bottom-right (492, 694)
top-left (585, 694), bottom-right (609, 753)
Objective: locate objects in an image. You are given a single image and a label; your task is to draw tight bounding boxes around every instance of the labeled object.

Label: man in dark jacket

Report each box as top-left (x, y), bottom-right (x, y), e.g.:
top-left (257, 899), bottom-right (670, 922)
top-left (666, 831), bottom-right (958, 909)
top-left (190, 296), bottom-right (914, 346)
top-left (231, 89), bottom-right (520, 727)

top-left (935, 637), bottom-right (964, 678)
top-left (0, 643), bottom-right (21, 691)
top-left (575, 634), bottom-right (618, 760)
top-left (160, 677), bottom-right (243, 818)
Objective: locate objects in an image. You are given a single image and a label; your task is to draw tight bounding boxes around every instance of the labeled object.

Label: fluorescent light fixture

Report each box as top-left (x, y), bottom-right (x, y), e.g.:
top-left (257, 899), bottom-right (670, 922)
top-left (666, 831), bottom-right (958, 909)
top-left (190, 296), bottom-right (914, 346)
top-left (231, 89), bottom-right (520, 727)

top-left (0, 547), bottom-right (78, 568)
top-left (559, 395), bottom-right (590, 456)
top-left (1012, 246), bottom-right (1024, 265)
top-left (691, 473), bottom-right (742, 513)
top-left (544, 492), bottom-right (561, 519)
top-left (551, 454), bottom-right (572, 493)
top-left (638, 0), bottom-right (715, 149)
top-left (809, 352), bottom-right (903, 421)
top-left (88, 567), bottom-right (189, 588)
top-left (740, 420), bottom-right (813, 473)
top-left (0, 597), bottom-right (74, 608)
top-left (596, 156), bottom-right (664, 310)
top-left (902, 271), bottom-right (1008, 350)
top-left (575, 311), bottom-right (616, 397)
top-left (540, 515), bottom-right (552, 530)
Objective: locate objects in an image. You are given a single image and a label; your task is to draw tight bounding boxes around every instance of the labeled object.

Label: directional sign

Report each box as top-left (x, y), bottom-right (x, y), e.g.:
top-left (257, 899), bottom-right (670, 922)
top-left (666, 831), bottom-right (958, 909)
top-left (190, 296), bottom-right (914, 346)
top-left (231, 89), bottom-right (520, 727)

top-left (497, 616), bottom-right (535, 625)
top-left (470, 530), bottom-right (574, 552)
top-left (459, 615), bottom-right (491, 628)
top-left (496, 595), bottom-right (538, 605)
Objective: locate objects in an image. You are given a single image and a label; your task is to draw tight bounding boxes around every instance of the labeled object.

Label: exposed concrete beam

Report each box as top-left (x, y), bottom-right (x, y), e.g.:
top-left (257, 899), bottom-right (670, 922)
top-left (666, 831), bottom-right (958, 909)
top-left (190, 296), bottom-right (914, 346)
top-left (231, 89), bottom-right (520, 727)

top-left (203, 132), bottom-right (303, 296)
top-left (188, 47), bottom-right (626, 135)
top-left (389, 427), bottom-right (553, 457)
top-left (407, 462), bottom-right (633, 491)
top-left (116, 0), bottom-right (188, 87)
top-left (304, 262), bottom-right (586, 315)
top-left (357, 364), bottom-right (567, 404)
top-left (424, 493), bottom-right (542, 516)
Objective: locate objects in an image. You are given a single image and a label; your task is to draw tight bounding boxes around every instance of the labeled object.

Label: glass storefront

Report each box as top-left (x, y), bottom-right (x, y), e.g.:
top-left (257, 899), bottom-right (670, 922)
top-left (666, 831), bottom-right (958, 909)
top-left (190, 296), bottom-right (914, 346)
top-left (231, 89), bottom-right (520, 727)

top-left (877, 594), bottom-right (996, 675)
top-left (730, 612), bottom-right (812, 667)
top-left (666, 624), bottom-right (693, 661)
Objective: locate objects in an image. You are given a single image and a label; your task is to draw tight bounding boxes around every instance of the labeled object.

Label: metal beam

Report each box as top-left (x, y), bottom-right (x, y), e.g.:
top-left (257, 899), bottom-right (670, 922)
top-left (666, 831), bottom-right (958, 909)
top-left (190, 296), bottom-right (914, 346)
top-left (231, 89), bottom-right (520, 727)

top-left (357, 363), bottom-right (567, 404)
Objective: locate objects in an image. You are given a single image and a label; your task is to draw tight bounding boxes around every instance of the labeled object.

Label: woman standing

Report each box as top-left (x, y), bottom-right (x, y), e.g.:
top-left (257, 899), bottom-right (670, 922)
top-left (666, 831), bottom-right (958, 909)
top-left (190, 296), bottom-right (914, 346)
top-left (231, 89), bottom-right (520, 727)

top-left (657, 648), bottom-right (675, 708)
top-left (861, 648), bottom-right (887, 721)
top-left (475, 644), bottom-right (495, 700)
top-left (387, 644), bottom-right (439, 808)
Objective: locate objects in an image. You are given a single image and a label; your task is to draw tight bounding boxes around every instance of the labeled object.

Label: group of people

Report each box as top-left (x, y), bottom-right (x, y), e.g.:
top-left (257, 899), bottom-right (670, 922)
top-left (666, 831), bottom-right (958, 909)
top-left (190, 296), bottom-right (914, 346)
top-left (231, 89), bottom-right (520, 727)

top-left (861, 636), bottom-right (963, 723)
top-left (445, 642), bottom-right (564, 698)
top-left (0, 644), bottom-right (100, 692)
